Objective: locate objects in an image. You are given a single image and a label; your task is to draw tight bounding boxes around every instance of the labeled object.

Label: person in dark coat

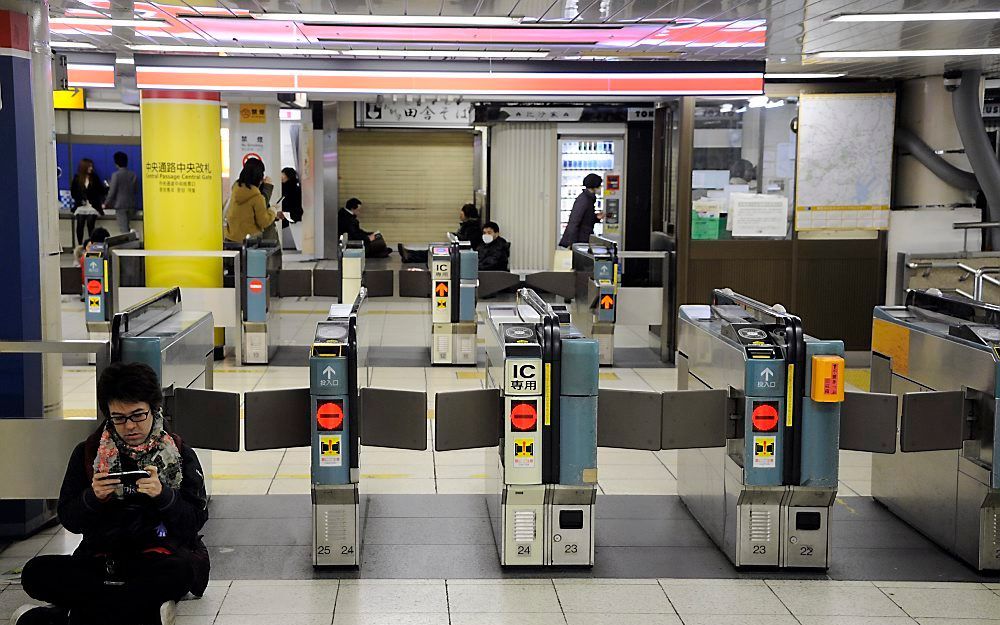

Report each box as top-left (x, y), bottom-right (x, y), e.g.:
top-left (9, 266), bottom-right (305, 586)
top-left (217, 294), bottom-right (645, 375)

top-left (279, 167), bottom-right (303, 229)
top-left (478, 221), bottom-right (510, 271)
top-left (455, 204), bottom-right (483, 250)
top-left (558, 173), bottom-right (604, 248)
top-left (70, 158), bottom-right (108, 247)
top-left (337, 197), bottom-right (374, 243)
top-left (14, 363), bottom-right (209, 625)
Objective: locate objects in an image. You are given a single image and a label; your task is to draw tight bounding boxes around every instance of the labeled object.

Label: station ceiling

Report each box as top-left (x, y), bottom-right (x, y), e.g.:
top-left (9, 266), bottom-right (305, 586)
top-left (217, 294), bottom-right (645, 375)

top-left (48, 1), bottom-right (1000, 81)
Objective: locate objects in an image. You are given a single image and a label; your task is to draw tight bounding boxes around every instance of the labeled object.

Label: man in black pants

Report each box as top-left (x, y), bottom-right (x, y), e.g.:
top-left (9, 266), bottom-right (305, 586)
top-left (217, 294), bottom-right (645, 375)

top-left (12, 363), bottom-right (210, 625)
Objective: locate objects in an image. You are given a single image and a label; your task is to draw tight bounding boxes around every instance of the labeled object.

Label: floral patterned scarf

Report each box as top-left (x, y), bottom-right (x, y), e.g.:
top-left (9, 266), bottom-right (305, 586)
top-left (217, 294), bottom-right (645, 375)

top-left (93, 412), bottom-right (183, 489)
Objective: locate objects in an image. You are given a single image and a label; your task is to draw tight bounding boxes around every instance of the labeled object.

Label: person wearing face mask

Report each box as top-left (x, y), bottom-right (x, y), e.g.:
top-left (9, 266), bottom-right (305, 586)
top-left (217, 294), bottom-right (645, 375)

top-left (478, 221), bottom-right (510, 271)
top-left (13, 363), bottom-right (209, 625)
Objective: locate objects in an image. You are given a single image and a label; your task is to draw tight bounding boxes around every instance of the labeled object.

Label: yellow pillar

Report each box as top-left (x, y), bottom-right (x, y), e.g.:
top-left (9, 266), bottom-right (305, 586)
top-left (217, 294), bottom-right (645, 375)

top-left (140, 90), bottom-right (222, 287)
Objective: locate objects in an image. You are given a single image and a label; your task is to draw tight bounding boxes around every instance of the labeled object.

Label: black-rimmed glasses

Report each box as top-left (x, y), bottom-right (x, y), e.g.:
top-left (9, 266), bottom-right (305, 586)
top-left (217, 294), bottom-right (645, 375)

top-left (109, 410), bottom-right (151, 426)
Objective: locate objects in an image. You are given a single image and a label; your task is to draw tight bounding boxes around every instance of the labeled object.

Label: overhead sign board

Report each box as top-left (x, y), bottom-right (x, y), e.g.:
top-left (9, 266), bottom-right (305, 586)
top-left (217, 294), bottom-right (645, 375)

top-left (356, 101), bottom-right (472, 128)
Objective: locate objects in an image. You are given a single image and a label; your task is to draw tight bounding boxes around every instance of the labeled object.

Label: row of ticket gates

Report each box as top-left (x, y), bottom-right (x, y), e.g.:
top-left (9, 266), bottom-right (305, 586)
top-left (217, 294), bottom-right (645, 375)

top-left (2, 271), bottom-right (999, 573)
top-left (80, 231), bottom-right (624, 368)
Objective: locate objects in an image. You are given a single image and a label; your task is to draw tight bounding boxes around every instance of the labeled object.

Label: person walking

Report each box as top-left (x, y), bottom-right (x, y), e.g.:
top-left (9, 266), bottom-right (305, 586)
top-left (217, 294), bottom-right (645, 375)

top-left (103, 152), bottom-right (138, 234)
top-left (558, 173), bottom-right (604, 248)
top-left (70, 158), bottom-right (107, 247)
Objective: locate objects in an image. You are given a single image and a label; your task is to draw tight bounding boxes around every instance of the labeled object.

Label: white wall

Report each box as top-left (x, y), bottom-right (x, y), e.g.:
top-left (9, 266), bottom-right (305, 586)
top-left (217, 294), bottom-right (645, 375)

top-left (489, 124), bottom-right (558, 271)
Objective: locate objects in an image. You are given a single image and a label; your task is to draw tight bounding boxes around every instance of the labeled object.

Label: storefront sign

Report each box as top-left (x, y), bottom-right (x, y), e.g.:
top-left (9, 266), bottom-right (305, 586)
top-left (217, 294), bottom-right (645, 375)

top-left (355, 101), bottom-right (472, 128)
top-left (500, 107), bottom-right (584, 122)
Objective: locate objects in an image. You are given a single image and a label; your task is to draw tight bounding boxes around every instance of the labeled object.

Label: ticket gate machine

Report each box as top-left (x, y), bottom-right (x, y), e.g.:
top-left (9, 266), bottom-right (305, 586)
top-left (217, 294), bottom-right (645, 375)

top-left (84, 231), bottom-right (142, 344)
top-left (436, 288), bottom-right (600, 566)
top-left (243, 288), bottom-right (427, 567)
top-left (571, 236), bottom-right (618, 366)
top-left (236, 238), bottom-right (281, 364)
top-left (429, 239), bottom-right (479, 365)
top-left (340, 235), bottom-right (365, 304)
top-left (863, 289), bottom-right (1000, 571)
top-left (674, 290), bottom-right (847, 568)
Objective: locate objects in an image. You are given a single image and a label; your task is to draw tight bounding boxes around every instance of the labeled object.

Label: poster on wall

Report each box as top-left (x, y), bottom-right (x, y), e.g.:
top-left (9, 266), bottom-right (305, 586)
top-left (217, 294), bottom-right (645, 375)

top-left (794, 93), bottom-right (895, 232)
top-left (229, 103), bottom-right (280, 176)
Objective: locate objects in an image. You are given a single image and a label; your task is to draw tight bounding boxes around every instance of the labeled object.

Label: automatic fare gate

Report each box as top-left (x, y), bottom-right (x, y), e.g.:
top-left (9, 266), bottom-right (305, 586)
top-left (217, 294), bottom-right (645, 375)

top-left (599, 288), bottom-right (849, 569)
top-left (859, 289), bottom-right (1000, 571)
top-left (435, 288), bottom-right (600, 566)
top-left (84, 231), bottom-right (142, 344)
top-left (571, 236), bottom-right (618, 366)
top-left (235, 237), bottom-right (281, 364)
top-left (429, 238), bottom-right (478, 365)
top-left (243, 288), bottom-right (427, 567)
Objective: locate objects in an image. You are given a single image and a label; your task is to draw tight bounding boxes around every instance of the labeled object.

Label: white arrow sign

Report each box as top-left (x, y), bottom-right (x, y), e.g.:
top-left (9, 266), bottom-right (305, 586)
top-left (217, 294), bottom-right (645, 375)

top-left (323, 366), bottom-right (336, 380)
top-left (761, 368), bottom-right (774, 382)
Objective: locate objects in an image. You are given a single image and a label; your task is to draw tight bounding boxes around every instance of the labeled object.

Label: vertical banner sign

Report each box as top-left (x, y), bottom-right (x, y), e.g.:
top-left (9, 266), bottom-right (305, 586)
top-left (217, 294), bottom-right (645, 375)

top-left (140, 91), bottom-right (222, 287)
top-left (229, 103), bottom-right (280, 175)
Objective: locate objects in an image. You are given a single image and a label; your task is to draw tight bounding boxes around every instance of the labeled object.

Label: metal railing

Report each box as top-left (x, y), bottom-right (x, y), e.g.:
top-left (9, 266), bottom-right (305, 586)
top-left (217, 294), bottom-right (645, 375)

top-left (110, 249), bottom-right (242, 362)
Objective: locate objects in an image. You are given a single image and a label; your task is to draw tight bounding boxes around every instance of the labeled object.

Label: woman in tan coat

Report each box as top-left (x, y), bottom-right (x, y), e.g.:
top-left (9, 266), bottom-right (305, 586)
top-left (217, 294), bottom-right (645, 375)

top-left (223, 158), bottom-right (283, 243)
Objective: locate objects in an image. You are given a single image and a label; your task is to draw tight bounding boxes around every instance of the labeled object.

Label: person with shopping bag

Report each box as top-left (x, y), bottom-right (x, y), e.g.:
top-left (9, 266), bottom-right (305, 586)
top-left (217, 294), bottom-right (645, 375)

top-left (223, 158), bottom-right (283, 243)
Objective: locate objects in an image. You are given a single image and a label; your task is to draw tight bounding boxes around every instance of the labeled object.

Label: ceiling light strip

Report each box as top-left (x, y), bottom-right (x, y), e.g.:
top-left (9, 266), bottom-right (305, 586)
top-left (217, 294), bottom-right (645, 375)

top-left (252, 13), bottom-right (523, 26)
top-left (816, 48), bottom-right (1000, 58)
top-left (829, 11), bottom-right (1000, 22)
top-left (67, 63), bottom-right (115, 87)
top-left (133, 67), bottom-right (763, 95)
top-left (51, 17), bottom-right (170, 27)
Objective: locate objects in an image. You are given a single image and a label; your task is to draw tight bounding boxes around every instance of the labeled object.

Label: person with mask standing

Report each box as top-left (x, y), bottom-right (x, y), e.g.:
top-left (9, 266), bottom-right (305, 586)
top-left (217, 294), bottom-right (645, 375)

top-left (70, 158), bottom-right (107, 247)
top-left (558, 173), bottom-right (604, 248)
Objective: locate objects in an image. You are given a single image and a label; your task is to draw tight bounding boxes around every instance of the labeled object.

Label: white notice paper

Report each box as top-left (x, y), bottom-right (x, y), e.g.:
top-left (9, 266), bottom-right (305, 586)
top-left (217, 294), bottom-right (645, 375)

top-left (730, 193), bottom-right (789, 238)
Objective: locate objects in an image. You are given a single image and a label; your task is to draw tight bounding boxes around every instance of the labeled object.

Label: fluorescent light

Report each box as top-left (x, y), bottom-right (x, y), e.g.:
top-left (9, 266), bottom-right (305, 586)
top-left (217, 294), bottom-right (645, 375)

top-left (765, 73), bottom-right (845, 79)
top-left (816, 48), bottom-right (1000, 59)
top-left (51, 17), bottom-right (170, 28)
top-left (830, 11), bottom-right (1000, 22)
top-left (341, 49), bottom-right (548, 59)
top-left (253, 13), bottom-right (522, 26)
top-left (51, 41), bottom-right (97, 49)
top-left (115, 56), bottom-right (134, 64)
top-left (131, 44), bottom-right (341, 56)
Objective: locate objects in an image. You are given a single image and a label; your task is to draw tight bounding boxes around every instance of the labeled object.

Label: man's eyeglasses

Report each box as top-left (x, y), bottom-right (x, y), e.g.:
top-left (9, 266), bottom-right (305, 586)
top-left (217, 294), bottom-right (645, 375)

top-left (109, 410), bottom-right (151, 426)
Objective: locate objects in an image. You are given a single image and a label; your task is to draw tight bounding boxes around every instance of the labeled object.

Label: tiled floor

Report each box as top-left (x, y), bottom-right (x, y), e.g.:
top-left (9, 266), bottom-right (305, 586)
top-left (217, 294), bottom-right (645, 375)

top-left (2, 578), bottom-right (999, 625)
top-left (0, 293), bottom-right (991, 622)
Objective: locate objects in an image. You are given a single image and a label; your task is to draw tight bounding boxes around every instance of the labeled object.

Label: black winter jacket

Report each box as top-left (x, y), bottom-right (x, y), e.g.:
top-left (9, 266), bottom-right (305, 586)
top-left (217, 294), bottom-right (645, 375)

top-left (559, 190), bottom-right (598, 247)
top-left (478, 237), bottom-right (510, 271)
top-left (70, 174), bottom-right (107, 214)
top-left (57, 428), bottom-right (210, 595)
top-left (337, 207), bottom-right (370, 242)
top-left (456, 219), bottom-right (483, 250)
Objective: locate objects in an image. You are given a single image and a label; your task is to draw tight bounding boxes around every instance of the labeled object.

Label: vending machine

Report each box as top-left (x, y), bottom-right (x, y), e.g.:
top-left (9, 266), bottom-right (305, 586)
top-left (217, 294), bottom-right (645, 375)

top-left (558, 136), bottom-right (625, 244)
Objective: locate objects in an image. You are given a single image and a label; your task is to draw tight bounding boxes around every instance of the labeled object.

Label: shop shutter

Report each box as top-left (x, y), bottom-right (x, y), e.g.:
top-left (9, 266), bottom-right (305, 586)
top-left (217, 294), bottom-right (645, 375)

top-left (338, 130), bottom-right (474, 246)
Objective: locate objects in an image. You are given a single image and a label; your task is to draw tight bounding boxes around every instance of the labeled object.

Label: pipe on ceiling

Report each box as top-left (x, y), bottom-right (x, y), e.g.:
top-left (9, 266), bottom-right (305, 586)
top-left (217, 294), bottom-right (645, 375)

top-left (894, 126), bottom-right (980, 192)
top-left (950, 69), bottom-right (1000, 246)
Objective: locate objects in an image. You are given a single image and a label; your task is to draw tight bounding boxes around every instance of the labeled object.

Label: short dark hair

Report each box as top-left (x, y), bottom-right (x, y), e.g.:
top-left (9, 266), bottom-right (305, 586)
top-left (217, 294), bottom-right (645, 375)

top-left (461, 203), bottom-right (479, 220)
top-left (97, 362), bottom-right (163, 420)
top-left (90, 227), bottom-right (111, 244)
top-left (346, 198), bottom-right (362, 210)
top-left (113, 151), bottom-right (128, 168)
top-left (237, 157), bottom-right (265, 189)
top-left (483, 221), bottom-right (500, 234)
